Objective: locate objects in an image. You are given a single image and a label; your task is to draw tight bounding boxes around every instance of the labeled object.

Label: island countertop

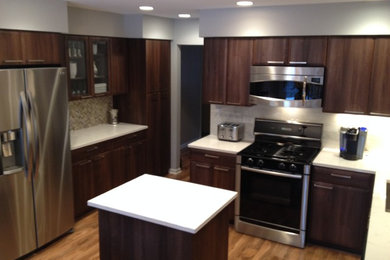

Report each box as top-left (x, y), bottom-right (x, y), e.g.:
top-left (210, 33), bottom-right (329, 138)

top-left (87, 174), bottom-right (237, 234)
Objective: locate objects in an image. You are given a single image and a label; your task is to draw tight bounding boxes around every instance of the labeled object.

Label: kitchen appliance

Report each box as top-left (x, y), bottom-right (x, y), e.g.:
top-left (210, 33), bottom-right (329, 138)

top-left (235, 118), bottom-right (322, 248)
top-left (217, 122), bottom-right (244, 142)
top-left (339, 127), bottom-right (367, 160)
top-left (0, 68), bottom-right (74, 260)
top-left (249, 66), bottom-right (325, 108)
top-left (108, 109), bottom-right (119, 125)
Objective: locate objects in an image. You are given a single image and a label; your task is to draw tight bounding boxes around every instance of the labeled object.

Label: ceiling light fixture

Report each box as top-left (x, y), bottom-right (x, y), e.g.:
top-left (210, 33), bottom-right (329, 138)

top-left (236, 1), bottom-right (253, 7)
top-left (139, 5), bottom-right (154, 11)
top-left (178, 13), bottom-right (191, 18)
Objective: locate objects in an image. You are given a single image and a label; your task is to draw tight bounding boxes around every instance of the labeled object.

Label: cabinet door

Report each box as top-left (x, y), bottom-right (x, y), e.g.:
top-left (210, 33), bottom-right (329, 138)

top-left (323, 37), bottom-right (374, 114)
top-left (203, 38), bottom-right (228, 104)
top-left (226, 38), bottom-right (252, 106)
top-left (369, 37), bottom-right (390, 116)
top-left (92, 151), bottom-right (112, 196)
top-left (72, 159), bottom-right (94, 219)
top-left (0, 30), bottom-right (23, 65)
top-left (288, 37), bottom-right (327, 66)
top-left (110, 37), bottom-right (129, 95)
top-left (213, 165), bottom-right (235, 221)
top-left (128, 139), bottom-right (147, 180)
top-left (308, 181), bottom-right (372, 253)
top-left (90, 37), bottom-right (110, 96)
top-left (66, 36), bottom-right (90, 98)
top-left (145, 40), bottom-right (170, 93)
top-left (21, 32), bottom-right (64, 65)
top-left (111, 144), bottom-right (129, 188)
top-left (190, 161), bottom-right (213, 186)
top-left (253, 38), bottom-right (288, 65)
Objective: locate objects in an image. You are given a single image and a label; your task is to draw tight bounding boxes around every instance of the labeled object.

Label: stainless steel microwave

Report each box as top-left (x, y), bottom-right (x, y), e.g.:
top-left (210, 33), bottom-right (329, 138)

top-left (249, 66), bottom-right (325, 108)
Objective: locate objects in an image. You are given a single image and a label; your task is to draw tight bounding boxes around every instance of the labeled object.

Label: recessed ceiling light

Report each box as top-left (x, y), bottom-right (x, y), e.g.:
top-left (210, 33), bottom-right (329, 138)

top-left (139, 6), bottom-right (154, 11)
top-left (178, 13), bottom-right (191, 18)
top-left (236, 1), bottom-right (253, 7)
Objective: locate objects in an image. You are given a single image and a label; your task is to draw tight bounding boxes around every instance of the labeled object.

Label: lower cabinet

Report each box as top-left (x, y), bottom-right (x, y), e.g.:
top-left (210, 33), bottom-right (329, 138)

top-left (189, 148), bottom-right (236, 220)
top-left (307, 166), bottom-right (374, 254)
top-left (72, 130), bottom-right (147, 219)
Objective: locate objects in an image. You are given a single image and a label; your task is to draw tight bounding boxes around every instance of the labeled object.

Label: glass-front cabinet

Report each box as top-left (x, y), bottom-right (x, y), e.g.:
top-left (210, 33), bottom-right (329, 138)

top-left (66, 36), bottom-right (110, 100)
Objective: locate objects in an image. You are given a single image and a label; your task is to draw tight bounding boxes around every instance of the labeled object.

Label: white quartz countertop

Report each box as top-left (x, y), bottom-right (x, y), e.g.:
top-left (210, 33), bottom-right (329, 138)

top-left (313, 148), bottom-right (376, 174)
top-left (70, 123), bottom-right (148, 150)
top-left (187, 135), bottom-right (252, 154)
top-left (88, 174), bottom-right (237, 234)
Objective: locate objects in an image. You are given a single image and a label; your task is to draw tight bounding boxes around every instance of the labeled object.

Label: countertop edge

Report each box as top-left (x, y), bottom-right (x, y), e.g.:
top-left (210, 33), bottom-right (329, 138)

top-left (312, 161), bottom-right (376, 174)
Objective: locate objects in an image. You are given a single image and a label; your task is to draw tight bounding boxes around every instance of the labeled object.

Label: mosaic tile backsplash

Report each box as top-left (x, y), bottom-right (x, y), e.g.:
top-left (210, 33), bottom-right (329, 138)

top-left (69, 96), bottom-right (113, 130)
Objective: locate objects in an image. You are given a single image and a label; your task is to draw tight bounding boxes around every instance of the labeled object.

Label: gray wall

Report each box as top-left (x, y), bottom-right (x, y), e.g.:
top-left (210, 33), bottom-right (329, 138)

top-left (200, 2), bottom-right (390, 37)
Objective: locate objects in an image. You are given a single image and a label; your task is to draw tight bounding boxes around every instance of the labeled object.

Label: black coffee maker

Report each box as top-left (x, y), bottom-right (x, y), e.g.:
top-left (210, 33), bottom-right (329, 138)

top-left (339, 127), bottom-right (367, 160)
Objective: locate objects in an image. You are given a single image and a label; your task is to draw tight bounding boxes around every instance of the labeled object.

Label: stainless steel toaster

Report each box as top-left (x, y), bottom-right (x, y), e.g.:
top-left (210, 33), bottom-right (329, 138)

top-left (217, 122), bottom-right (244, 142)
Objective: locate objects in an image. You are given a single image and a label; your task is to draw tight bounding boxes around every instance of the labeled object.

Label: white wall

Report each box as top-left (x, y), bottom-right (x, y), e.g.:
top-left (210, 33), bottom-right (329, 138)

top-left (199, 2), bottom-right (390, 37)
top-left (142, 15), bottom-right (173, 40)
top-left (173, 19), bottom-right (203, 45)
top-left (0, 0), bottom-right (68, 32)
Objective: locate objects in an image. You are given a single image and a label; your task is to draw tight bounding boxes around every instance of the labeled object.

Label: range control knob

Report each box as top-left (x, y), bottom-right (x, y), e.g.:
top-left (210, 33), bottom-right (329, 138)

top-left (278, 162), bottom-right (286, 170)
top-left (289, 164), bottom-right (297, 171)
top-left (257, 159), bottom-right (264, 168)
top-left (246, 158), bottom-right (254, 167)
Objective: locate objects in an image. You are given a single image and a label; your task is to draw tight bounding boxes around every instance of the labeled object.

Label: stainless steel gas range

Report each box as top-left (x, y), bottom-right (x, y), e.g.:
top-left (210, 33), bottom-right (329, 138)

top-left (235, 118), bottom-right (322, 248)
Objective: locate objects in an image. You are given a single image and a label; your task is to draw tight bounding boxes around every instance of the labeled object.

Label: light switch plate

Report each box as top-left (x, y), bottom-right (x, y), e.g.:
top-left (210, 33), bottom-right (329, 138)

top-left (386, 180), bottom-right (390, 213)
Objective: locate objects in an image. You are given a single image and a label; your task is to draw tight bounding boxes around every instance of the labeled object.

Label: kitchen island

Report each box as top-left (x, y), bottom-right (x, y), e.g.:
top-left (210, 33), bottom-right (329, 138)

top-left (88, 174), bottom-right (237, 260)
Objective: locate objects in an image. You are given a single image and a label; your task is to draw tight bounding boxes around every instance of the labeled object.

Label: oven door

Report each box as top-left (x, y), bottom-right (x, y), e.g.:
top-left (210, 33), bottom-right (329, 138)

top-left (238, 166), bottom-right (303, 233)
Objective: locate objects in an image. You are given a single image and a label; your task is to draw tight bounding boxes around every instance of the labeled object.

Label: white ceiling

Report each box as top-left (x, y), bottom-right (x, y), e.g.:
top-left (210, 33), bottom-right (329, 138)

top-left (66, 0), bottom-right (385, 18)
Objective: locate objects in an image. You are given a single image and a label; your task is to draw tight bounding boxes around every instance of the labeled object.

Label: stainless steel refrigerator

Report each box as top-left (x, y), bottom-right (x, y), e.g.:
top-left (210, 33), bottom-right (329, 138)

top-left (0, 67), bottom-right (74, 260)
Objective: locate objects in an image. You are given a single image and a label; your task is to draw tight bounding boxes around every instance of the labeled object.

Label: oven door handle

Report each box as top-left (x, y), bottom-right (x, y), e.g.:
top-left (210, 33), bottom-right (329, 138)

top-left (241, 166), bottom-right (302, 179)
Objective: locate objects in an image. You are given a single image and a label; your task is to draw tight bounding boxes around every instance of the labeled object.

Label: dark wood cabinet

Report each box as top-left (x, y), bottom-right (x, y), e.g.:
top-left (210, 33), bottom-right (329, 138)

top-left (0, 30), bottom-right (63, 66)
top-left (202, 38), bottom-right (228, 105)
top-left (66, 36), bottom-right (111, 100)
top-left (71, 130), bottom-right (147, 219)
top-left (323, 37), bottom-right (374, 114)
top-left (110, 37), bottom-right (129, 95)
top-left (189, 149), bottom-right (236, 220)
top-left (203, 38), bottom-right (252, 106)
top-left (308, 166), bottom-right (374, 254)
top-left (369, 37), bottom-right (390, 116)
top-left (253, 37), bottom-right (288, 65)
top-left (114, 39), bottom-right (171, 176)
top-left (288, 37), bottom-right (327, 66)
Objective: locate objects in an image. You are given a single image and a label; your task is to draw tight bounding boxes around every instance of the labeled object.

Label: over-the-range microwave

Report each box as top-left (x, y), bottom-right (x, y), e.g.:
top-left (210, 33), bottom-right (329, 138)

top-left (249, 66), bottom-right (325, 108)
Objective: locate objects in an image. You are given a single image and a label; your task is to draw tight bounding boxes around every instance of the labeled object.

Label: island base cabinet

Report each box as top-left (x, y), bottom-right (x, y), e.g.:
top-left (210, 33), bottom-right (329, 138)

top-left (98, 207), bottom-right (229, 260)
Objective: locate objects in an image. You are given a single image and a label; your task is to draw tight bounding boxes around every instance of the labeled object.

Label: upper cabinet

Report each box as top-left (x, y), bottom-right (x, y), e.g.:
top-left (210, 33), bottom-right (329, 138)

top-left (253, 37), bottom-right (327, 66)
top-left (323, 37), bottom-right (374, 114)
top-left (203, 38), bottom-right (252, 106)
top-left (110, 37), bottom-right (129, 95)
top-left (369, 37), bottom-right (390, 116)
top-left (66, 36), bottom-right (111, 100)
top-left (0, 30), bottom-right (64, 66)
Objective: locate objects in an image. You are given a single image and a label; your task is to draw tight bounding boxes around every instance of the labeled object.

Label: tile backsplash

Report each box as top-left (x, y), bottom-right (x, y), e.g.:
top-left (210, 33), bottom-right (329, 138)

top-left (69, 96), bottom-right (113, 130)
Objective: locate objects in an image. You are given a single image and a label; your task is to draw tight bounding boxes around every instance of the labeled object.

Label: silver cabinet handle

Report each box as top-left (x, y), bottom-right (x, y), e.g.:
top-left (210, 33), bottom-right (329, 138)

top-left (289, 61), bottom-right (308, 65)
top-left (4, 59), bottom-right (23, 64)
top-left (208, 100), bottom-right (223, 104)
top-left (27, 59), bottom-right (45, 63)
top-left (267, 61), bottom-right (284, 64)
top-left (302, 76), bottom-right (307, 106)
top-left (370, 112), bottom-right (390, 117)
top-left (330, 173), bottom-right (352, 179)
top-left (344, 110), bottom-right (364, 114)
top-left (26, 90), bottom-right (40, 179)
top-left (195, 163), bottom-right (210, 169)
top-left (241, 166), bottom-right (302, 179)
top-left (314, 183), bottom-right (334, 190)
top-left (204, 154), bottom-right (219, 159)
top-left (20, 92), bottom-right (34, 181)
top-left (214, 166), bottom-right (229, 172)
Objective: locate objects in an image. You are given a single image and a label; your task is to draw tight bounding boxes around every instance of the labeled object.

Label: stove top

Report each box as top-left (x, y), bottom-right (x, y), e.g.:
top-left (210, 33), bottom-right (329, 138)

top-left (240, 141), bottom-right (320, 164)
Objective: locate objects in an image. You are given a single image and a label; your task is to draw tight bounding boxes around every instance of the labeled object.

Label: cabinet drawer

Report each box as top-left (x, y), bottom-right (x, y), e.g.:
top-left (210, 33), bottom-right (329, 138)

top-left (190, 149), bottom-right (236, 168)
top-left (111, 130), bottom-right (147, 147)
top-left (72, 141), bottom-right (112, 163)
top-left (312, 166), bottom-right (374, 190)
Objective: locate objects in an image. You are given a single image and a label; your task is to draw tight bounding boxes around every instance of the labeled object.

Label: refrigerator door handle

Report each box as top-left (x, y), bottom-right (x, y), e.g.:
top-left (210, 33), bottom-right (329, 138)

top-left (20, 91), bottom-right (34, 181)
top-left (26, 90), bottom-right (40, 179)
